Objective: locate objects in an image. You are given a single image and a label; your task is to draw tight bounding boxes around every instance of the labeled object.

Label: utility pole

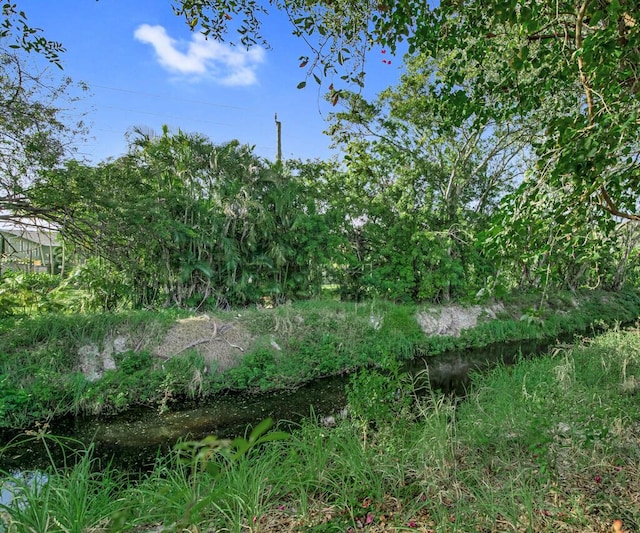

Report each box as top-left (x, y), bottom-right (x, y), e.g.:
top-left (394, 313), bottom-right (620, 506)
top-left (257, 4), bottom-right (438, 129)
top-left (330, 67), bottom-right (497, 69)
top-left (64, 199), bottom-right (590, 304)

top-left (275, 113), bottom-right (282, 163)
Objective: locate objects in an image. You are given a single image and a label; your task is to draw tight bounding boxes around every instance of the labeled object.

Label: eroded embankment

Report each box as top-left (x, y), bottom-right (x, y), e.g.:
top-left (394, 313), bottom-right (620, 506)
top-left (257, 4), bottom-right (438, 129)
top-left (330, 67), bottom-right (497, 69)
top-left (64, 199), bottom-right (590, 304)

top-left (1, 290), bottom-right (639, 429)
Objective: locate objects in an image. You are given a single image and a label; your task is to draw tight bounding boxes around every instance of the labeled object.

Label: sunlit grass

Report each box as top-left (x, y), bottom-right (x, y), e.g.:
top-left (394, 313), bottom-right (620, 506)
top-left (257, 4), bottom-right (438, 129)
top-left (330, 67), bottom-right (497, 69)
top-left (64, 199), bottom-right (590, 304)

top-left (1, 298), bottom-right (640, 530)
top-left (125, 327), bottom-right (640, 531)
top-left (2, 324), bottom-right (639, 530)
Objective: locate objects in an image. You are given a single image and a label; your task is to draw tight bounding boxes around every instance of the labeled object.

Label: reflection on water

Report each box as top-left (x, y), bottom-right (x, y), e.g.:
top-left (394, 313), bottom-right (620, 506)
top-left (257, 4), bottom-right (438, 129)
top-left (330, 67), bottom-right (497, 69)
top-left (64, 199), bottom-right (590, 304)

top-left (75, 377), bottom-right (348, 449)
top-left (0, 471), bottom-right (46, 509)
top-left (0, 377), bottom-right (349, 472)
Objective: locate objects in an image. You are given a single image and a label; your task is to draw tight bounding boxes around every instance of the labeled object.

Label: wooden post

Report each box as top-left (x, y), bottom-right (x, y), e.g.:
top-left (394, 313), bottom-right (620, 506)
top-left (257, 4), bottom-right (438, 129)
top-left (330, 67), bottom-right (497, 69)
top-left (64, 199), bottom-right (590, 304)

top-left (275, 113), bottom-right (282, 162)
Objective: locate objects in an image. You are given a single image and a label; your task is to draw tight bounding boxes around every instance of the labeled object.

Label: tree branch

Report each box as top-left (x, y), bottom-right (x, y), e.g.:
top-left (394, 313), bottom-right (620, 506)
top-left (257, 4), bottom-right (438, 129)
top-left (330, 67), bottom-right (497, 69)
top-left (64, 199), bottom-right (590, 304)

top-left (599, 185), bottom-right (640, 221)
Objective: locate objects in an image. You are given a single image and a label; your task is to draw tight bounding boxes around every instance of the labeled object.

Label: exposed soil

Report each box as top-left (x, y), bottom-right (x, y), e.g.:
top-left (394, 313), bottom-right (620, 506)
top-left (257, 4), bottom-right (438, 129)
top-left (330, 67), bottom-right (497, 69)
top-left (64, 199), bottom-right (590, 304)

top-left (76, 315), bottom-right (254, 381)
top-left (153, 314), bottom-right (253, 372)
top-left (76, 304), bottom-right (510, 381)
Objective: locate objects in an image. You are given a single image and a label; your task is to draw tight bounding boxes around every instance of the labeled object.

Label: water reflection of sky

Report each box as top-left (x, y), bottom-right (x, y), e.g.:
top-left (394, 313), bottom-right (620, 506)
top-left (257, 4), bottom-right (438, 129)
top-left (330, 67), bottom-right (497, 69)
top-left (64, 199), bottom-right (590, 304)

top-left (1, 470), bottom-right (47, 510)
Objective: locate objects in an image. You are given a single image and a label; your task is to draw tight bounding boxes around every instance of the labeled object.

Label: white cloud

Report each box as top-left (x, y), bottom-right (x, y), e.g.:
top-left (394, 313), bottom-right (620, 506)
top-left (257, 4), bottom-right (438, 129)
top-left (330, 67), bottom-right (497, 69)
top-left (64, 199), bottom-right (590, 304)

top-left (134, 24), bottom-right (265, 86)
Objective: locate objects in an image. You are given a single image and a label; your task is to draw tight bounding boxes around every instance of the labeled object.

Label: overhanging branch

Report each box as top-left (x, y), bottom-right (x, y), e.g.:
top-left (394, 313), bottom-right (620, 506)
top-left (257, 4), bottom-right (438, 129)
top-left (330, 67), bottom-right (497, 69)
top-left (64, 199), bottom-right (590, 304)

top-left (599, 185), bottom-right (640, 221)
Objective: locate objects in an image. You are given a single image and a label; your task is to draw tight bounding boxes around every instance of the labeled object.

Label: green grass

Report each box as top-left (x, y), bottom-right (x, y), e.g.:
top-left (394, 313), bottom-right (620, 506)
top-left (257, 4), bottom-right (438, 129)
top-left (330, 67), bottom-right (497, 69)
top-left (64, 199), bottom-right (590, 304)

top-left (0, 310), bottom-right (185, 427)
top-left (219, 289), bottom-right (640, 390)
top-left (1, 290), bottom-right (639, 429)
top-left (2, 325), bottom-right (639, 531)
top-left (0, 436), bottom-right (125, 533)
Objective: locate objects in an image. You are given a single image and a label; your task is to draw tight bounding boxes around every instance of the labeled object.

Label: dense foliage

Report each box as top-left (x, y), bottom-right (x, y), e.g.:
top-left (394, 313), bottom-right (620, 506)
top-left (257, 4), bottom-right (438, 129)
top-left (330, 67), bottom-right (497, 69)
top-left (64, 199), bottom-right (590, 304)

top-left (2, 5), bottom-right (639, 531)
top-left (19, 116), bottom-right (640, 307)
top-left (29, 129), bottom-right (335, 308)
top-left (169, 0), bottom-right (640, 300)
top-left (2, 0), bottom-right (640, 306)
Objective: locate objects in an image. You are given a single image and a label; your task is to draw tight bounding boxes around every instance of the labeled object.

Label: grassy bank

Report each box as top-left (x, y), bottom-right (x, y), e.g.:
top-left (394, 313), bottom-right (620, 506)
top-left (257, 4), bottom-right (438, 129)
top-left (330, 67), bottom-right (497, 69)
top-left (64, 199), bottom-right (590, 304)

top-left (1, 290), bottom-right (639, 429)
top-left (2, 326), bottom-right (639, 531)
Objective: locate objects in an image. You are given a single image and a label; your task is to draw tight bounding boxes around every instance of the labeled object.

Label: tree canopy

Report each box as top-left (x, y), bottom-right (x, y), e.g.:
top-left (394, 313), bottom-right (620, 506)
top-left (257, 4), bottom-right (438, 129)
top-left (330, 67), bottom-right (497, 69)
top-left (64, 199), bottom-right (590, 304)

top-left (174, 0), bottom-right (639, 220)
top-left (0, 15), bottom-right (87, 221)
top-left (4, 1), bottom-right (637, 219)
top-left (2, 0), bottom-right (639, 307)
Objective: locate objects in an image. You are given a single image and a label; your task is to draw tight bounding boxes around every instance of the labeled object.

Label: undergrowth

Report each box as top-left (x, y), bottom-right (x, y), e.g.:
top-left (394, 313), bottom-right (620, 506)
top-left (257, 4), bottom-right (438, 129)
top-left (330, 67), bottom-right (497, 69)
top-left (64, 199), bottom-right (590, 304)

top-left (0, 290), bottom-right (639, 429)
top-left (2, 326), bottom-right (639, 531)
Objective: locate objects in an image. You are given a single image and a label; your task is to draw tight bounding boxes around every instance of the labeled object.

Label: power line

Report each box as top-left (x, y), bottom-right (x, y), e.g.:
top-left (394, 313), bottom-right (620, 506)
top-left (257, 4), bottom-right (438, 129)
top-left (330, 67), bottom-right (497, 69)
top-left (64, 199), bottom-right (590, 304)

top-left (100, 105), bottom-right (233, 127)
top-left (91, 83), bottom-right (249, 111)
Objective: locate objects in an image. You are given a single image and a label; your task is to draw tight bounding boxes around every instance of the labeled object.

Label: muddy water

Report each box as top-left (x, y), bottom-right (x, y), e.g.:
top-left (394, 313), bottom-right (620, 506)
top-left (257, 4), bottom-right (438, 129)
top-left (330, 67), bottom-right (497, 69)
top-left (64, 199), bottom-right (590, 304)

top-left (57, 376), bottom-right (349, 469)
top-left (0, 336), bottom-right (559, 472)
top-left (0, 377), bottom-right (349, 473)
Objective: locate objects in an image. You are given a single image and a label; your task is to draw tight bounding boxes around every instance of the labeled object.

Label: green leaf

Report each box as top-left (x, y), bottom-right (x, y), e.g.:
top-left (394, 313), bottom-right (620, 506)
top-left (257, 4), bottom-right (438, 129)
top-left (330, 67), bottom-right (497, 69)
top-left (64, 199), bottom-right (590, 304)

top-left (589, 10), bottom-right (604, 26)
top-left (254, 430), bottom-right (290, 444)
top-left (249, 417), bottom-right (274, 442)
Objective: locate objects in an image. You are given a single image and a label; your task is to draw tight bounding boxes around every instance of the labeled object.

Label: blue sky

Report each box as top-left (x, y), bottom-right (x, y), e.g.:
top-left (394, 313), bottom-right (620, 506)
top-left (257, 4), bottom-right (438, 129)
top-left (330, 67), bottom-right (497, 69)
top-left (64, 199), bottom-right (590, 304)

top-left (22, 1), bottom-right (405, 164)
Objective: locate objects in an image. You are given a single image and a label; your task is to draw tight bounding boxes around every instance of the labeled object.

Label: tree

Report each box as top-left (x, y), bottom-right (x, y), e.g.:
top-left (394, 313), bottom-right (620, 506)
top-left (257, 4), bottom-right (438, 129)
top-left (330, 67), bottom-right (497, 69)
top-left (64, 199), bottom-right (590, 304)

top-left (0, 28), bottom-right (86, 221)
top-left (31, 129), bottom-right (333, 308)
top-left (173, 0), bottom-right (639, 222)
top-left (483, 171), bottom-right (640, 295)
top-left (414, 1), bottom-right (640, 223)
top-left (321, 51), bottom-right (536, 301)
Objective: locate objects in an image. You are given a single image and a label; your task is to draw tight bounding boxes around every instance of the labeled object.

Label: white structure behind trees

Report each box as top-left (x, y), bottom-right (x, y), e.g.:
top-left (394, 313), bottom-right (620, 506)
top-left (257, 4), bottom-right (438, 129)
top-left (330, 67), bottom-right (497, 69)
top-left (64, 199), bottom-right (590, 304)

top-left (0, 218), bottom-right (60, 274)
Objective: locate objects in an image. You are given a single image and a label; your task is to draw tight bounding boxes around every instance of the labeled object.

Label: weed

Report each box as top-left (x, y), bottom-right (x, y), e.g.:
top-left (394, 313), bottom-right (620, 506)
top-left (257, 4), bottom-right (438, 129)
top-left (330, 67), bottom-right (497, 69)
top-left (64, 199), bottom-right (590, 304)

top-left (0, 434), bottom-right (125, 533)
top-left (2, 329), bottom-right (640, 530)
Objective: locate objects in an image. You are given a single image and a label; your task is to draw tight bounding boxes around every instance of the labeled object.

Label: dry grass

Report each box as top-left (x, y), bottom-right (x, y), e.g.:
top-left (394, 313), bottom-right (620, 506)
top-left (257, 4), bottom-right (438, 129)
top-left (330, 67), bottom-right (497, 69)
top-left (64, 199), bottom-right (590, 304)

top-left (154, 315), bottom-right (253, 372)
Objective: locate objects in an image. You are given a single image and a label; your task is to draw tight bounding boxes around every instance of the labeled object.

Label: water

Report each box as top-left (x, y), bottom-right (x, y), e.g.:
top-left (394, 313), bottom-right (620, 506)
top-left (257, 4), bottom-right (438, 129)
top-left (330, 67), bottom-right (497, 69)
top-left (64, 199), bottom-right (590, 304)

top-left (0, 376), bottom-right (349, 473)
top-left (0, 336), bottom-right (560, 473)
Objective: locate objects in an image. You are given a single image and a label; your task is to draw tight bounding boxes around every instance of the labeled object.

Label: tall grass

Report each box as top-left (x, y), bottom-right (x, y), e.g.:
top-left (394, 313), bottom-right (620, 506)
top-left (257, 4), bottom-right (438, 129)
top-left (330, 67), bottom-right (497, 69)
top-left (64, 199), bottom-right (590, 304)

top-left (1, 326), bottom-right (639, 530)
top-left (0, 436), bottom-right (125, 533)
top-left (1, 291), bottom-right (640, 528)
top-left (0, 291), bottom-right (637, 429)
